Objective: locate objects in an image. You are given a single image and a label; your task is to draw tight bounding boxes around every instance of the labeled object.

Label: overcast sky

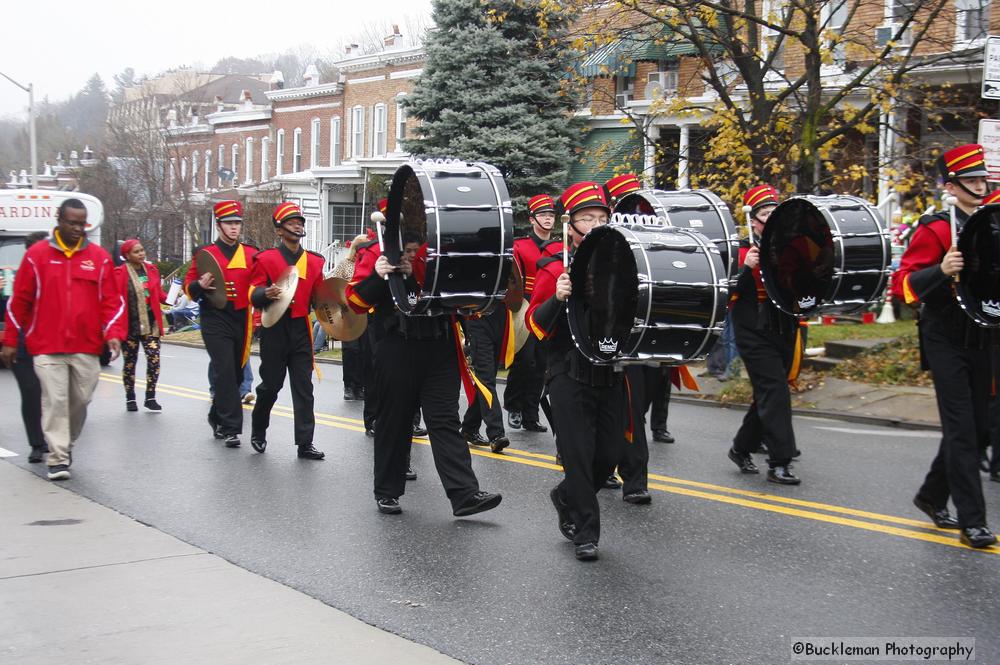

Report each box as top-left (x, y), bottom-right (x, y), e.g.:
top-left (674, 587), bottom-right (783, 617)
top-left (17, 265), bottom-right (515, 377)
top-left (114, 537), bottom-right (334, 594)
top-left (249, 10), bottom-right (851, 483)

top-left (0, 0), bottom-right (433, 119)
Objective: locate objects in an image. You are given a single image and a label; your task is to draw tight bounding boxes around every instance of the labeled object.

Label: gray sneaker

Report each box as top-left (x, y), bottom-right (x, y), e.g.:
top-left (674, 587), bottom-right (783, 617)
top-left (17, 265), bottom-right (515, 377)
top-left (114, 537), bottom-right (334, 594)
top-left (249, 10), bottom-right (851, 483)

top-left (47, 464), bottom-right (71, 481)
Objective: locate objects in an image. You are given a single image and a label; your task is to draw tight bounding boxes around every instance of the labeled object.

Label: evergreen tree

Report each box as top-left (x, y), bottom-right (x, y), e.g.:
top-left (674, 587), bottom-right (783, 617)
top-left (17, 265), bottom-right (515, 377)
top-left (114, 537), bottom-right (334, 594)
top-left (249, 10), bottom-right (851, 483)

top-left (404, 0), bottom-right (580, 206)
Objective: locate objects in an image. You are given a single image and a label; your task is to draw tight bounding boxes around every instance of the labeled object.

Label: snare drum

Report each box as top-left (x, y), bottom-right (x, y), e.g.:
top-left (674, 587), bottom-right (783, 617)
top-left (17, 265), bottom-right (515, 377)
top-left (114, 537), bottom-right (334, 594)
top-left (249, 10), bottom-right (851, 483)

top-left (956, 202), bottom-right (1000, 327)
top-left (384, 159), bottom-right (514, 316)
top-left (611, 189), bottom-right (740, 284)
top-left (760, 195), bottom-right (890, 317)
top-left (567, 223), bottom-right (729, 365)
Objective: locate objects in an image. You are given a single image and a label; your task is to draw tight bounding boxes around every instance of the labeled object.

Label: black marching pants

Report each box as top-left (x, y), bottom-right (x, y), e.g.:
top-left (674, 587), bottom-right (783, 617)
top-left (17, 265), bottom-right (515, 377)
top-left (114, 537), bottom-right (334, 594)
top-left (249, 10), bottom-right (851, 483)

top-left (618, 366), bottom-right (672, 495)
top-left (201, 307), bottom-right (247, 437)
top-left (650, 370), bottom-right (671, 432)
top-left (732, 323), bottom-right (797, 466)
top-left (363, 325), bottom-right (380, 430)
top-left (461, 318), bottom-right (505, 439)
top-left (918, 323), bottom-right (990, 529)
top-left (12, 348), bottom-right (45, 450)
top-left (373, 332), bottom-right (479, 508)
top-left (550, 372), bottom-right (625, 545)
top-left (252, 313), bottom-right (315, 446)
top-left (504, 335), bottom-right (544, 423)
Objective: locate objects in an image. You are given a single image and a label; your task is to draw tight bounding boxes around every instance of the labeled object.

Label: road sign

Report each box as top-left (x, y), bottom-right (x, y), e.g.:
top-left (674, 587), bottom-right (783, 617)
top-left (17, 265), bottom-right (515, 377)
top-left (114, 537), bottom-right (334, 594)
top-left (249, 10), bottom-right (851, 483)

top-left (978, 119), bottom-right (1000, 181)
top-left (983, 36), bottom-right (1000, 99)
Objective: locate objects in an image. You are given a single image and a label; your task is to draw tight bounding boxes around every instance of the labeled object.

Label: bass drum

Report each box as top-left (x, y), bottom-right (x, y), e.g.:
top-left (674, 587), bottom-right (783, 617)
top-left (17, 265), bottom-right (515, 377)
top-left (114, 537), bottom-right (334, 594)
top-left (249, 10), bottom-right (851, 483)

top-left (567, 223), bottom-right (728, 365)
top-left (611, 189), bottom-right (739, 284)
top-left (957, 202), bottom-right (1000, 327)
top-left (760, 195), bottom-right (890, 317)
top-left (384, 159), bottom-right (514, 316)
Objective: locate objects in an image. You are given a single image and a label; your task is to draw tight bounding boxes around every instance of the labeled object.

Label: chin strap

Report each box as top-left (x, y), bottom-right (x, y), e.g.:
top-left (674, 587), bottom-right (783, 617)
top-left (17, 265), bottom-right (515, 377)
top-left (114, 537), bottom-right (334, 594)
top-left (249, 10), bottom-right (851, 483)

top-left (280, 223), bottom-right (307, 238)
top-left (952, 179), bottom-right (986, 203)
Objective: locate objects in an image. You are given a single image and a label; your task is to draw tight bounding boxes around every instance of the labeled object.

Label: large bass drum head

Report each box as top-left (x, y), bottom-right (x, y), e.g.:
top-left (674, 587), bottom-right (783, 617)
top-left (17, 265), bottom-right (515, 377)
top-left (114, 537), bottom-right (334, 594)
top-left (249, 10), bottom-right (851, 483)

top-left (568, 225), bottom-right (640, 362)
top-left (760, 198), bottom-right (836, 316)
top-left (957, 204), bottom-right (1000, 327)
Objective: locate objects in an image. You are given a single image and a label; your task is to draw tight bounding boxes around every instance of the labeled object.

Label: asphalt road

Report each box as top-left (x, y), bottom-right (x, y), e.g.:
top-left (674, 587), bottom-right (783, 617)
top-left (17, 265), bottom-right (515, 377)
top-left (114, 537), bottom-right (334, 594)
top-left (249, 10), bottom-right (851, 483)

top-left (2, 343), bottom-right (998, 665)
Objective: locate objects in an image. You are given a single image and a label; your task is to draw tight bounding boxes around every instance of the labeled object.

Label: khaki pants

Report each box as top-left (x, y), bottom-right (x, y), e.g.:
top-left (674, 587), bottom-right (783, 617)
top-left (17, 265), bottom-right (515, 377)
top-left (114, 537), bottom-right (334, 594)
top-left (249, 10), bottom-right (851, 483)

top-left (33, 354), bottom-right (100, 467)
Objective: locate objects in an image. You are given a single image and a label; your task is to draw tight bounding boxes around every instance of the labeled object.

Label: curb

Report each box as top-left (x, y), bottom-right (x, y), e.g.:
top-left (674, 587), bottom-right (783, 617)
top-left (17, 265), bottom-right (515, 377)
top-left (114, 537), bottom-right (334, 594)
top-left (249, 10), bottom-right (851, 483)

top-left (161, 339), bottom-right (942, 433)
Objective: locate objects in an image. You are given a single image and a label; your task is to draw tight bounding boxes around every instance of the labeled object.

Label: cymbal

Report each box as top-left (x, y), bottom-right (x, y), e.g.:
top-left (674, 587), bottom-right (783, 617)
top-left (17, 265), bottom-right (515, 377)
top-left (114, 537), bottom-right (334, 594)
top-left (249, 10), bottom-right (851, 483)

top-left (194, 250), bottom-right (228, 310)
top-left (315, 276), bottom-right (367, 341)
top-left (261, 267), bottom-right (298, 328)
top-left (510, 300), bottom-right (530, 353)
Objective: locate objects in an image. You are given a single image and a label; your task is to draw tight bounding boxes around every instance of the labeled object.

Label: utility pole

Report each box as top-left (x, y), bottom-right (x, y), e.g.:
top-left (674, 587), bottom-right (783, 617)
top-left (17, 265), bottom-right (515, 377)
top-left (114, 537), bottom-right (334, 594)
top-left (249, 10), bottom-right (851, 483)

top-left (0, 71), bottom-right (38, 188)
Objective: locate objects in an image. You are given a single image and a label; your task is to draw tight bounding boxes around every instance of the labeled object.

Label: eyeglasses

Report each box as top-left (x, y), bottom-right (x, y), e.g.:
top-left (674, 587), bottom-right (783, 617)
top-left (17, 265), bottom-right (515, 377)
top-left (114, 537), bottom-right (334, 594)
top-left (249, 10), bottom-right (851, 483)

top-left (573, 215), bottom-right (607, 225)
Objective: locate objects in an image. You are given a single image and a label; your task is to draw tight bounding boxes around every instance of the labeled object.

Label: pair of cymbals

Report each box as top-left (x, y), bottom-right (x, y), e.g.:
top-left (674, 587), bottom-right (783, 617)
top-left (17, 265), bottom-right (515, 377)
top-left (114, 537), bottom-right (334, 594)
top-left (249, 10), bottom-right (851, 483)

top-left (314, 276), bottom-right (367, 341)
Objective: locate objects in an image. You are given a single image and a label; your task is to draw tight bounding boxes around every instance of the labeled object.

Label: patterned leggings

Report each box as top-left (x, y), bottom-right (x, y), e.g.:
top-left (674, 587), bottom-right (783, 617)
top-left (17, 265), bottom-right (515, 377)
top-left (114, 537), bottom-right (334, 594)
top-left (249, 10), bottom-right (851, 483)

top-left (122, 335), bottom-right (161, 398)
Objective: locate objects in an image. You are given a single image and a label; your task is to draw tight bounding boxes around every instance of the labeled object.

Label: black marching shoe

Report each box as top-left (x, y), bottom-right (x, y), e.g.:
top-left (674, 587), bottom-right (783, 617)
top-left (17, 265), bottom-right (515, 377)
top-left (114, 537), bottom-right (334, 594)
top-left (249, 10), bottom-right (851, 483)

top-left (144, 398), bottom-right (162, 412)
top-left (652, 429), bottom-right (675, 443)
top-left (406, 467), bottom-right (417, 481)
top-left (343, 385), bottom-right (357, 401)
top-left (522, 421), bottom-right (548, 433)
top-left (912, 496), bottom-right (959, 529)
top-left (250, 434), bottom-right (267, 454)
top-left (575, 542), bottom-right (599, 561)
top-left (489, 435), bottom-right (510, 454)
top-left (960, 526), bottom-right (997, 548)
top-left (223, 434), bottom-right (241, 448)
top-left (126, 400), bottom-right (138, 412)
top-left (603, 474), bottom-right (622, 489)
top-left (453, 491), bottom-right (502, 517)
top-left (623, 490), bottom-right (652, 505)
top-left (463, 429), bottom-right (489, 447)
top-left (728, 447), bottom-right (759, 474)
top-left (376, 497), bottom-right (402, 515)
top-left (208, 413), bottom-right (223, 439)
top-left (365, 428), bottom-right (375, 438)
top-left (549, 487), bottom-right (576, 541)
top-left (28, 446), bottom-right (46, 464)
top-left (412, 424), bottom-right (428, 437)
top-left (297, 444), bottom-right (325, 460)
top-left (507, 410), bottom-right (522, 430)
top-left (767, 466), bottom-right (801, 485)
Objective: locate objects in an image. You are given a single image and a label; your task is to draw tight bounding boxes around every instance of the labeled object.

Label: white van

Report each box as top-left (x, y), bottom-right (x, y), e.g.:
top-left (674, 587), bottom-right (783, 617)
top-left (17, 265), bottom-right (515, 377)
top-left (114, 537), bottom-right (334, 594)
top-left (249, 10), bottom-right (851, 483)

top-left (0, 189), bottom-right (104, 270)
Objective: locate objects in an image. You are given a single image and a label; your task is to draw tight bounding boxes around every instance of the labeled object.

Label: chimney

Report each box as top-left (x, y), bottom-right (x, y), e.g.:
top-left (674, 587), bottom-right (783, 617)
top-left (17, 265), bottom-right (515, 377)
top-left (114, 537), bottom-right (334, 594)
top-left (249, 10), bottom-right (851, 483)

top-left (83, 145), bottom-right (93, 161)
top-left (384, 24), bottom-right (402, 47)
top-left (345, 43), bottom-right (359, 56)
top-left (303, 64), bottom-right (319, 88)
top-left (69, 151), bottom-right (79, 167)
top-left (56, 151), bottom-right (65, 167)
top-left (270, 69), bottom-right (285, 90)
top-left (215, 95), bottom-right (224, 113)
top-left (241, 89), bottom-right (254, 109)
top-left (166, 109), bottom-right (178, 128)
top-left (188, 106), bottom-right (198, 126)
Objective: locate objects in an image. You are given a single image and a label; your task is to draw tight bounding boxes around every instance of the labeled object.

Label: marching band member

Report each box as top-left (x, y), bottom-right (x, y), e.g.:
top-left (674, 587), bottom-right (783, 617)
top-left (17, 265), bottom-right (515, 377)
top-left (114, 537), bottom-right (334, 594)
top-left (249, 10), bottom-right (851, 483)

top-left (345, 225), bottom-right (502, 517)
top-left (247, 203), bottom-right (326, 460)
top-left (893, 144), bottom-right (996, 548)
top-left (184, 201), bottom-right (257, 448)
top-left (504, 193), bottom-right (562, 433)
top-left (527, 182), bottom-right (624, 561)
top-left (460, 303), bottom-right (511, 453)
top-left (726, 185), bottom-right (802, 485)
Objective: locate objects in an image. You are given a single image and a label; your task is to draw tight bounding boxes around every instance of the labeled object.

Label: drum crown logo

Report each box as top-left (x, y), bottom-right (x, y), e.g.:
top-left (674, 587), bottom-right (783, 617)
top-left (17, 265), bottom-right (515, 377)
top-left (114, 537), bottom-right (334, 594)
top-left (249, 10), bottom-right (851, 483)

top-left (407, 292), bottom-right (418, 306)
top-left (598, 337), bottom-right (619, 353)
top-left (983, 300), bottom-right (1000, 317)
top-left (797, 296), bottom-right (816, 309)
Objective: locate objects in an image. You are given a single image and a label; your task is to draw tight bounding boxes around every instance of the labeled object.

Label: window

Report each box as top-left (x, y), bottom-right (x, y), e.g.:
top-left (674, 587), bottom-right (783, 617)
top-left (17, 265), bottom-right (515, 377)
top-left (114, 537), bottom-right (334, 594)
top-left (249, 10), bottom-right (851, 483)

top-left (615, 75), bottom-right (635, 108)
top-left (395, 97), bottom-right (407, 152)
top-left (293, 128), bottom-right (302, 172)
top-left (761, 0), bottom-right (788, 71)
top-left (372, 104), bottom-right (388, 157)
top-left (245, 137), bottom-right (254, 184)
top-left (180, 158), bottom-right (188, 190)
top-left (328, 202), bottom-right (364, 244)
top-left (169, 158), bottom-right (176, 192)
top-left (822, 0), bottom-right (849, 65)
top-left (350, 106), bottom-right (365, 158)
top-left (880, 0), bottom-right (916, 44)
top-left (218, 145), bottom-right (225, 186)
top-left (957, 0), bottom-right (991, 41)
top-left (647, 61), bottom-right (679, 93)
top-left (276, 129), bottom-right (285, 176)
top-left (192, 153), bottom-right (199, 190)
top-left (231, 144), bottom-right (239, 184)
top-left (261, 137), bottom-right (270, 182)
top-left (330, 117), bottom-right (341, 166)
top-left (311, 118), bottom-right (321, 169)
top-left (204, 151), bottom-right (211, 191)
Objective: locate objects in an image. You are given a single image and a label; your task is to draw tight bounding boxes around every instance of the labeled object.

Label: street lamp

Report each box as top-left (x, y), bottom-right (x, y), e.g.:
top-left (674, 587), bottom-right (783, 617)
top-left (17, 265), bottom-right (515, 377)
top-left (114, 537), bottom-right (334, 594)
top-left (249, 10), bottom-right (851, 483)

top-left (0, 71), bottom-right (37, 189)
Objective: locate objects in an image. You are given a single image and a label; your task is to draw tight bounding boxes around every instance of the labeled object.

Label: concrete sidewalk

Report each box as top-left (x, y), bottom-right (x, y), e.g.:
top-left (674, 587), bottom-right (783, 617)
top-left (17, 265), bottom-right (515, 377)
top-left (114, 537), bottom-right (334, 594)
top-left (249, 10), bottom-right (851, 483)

top-left (0, 461), bottom-right (461, 665)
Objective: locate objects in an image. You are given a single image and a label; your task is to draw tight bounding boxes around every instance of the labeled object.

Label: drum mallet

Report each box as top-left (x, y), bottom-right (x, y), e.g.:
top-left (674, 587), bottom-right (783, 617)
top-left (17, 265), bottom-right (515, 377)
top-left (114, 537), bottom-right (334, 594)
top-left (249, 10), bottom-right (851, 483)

top-left (944, 194), bottom-right (959, 282)
top-left (562, 214), bottom-right (570, 269)
top-left (742, 205), bottom-right (756, 246)
top-left (371, 210), bottom-right (390, 281)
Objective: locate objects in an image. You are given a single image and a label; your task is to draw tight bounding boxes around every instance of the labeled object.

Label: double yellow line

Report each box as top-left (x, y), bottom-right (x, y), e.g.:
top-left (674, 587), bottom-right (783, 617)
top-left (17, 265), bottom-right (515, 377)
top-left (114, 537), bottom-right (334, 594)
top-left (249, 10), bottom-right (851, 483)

top-left (99, 373), bottom-right (999, 556)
